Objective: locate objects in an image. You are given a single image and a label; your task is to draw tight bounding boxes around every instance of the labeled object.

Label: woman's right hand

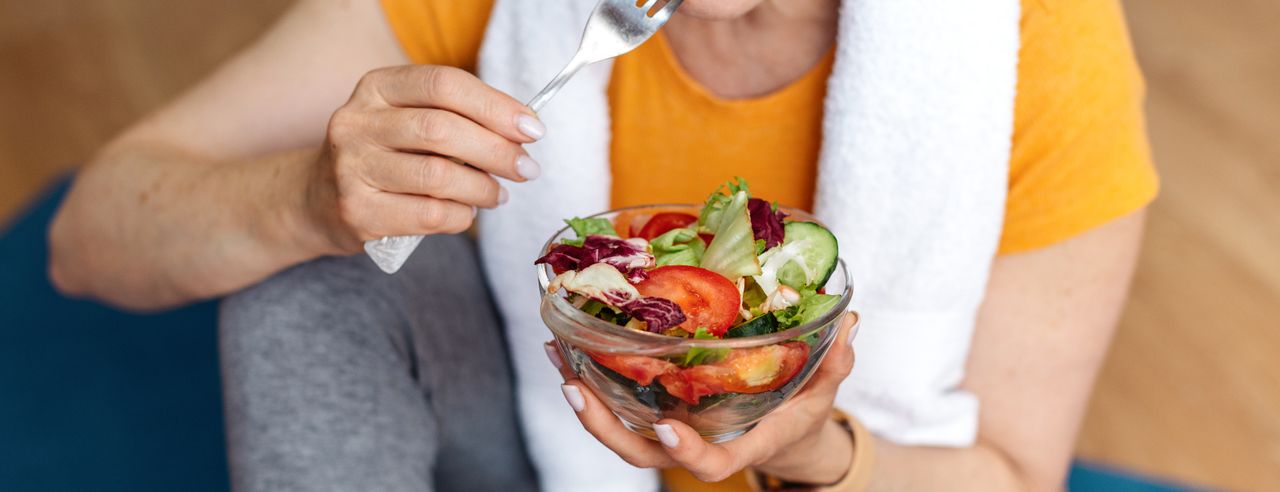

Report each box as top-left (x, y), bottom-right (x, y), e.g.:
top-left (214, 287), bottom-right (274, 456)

top-left (303, 65), bottom-right (546, 254)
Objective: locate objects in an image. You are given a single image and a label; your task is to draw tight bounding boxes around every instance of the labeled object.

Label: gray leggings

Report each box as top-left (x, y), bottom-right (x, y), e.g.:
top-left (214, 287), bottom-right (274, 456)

top-left (218, 234), bottom-right (538, 492)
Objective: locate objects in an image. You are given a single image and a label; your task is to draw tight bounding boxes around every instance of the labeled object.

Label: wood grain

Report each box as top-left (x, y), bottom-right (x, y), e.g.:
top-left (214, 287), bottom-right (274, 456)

top-left (1, 0), bottom-right (1277, 490)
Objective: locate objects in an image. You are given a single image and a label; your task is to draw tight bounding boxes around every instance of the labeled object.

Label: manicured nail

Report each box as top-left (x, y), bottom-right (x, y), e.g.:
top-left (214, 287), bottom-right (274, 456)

top-left (516, 155), bottom-right (541, 181)
top-left (847, 313), bottom-right (859, 345)
top-left (562, 384), bottom-right (585, 412)
top-left (516, 114), bottom-right (546, 141)
top-left (498, 186), bottom-right (510, 205)
top-left (544, 344), bottom-right (564, 370)
top-left (654, 423), bottom-right (679, 448)
top-left (471, 206), bottom-right (478, 218)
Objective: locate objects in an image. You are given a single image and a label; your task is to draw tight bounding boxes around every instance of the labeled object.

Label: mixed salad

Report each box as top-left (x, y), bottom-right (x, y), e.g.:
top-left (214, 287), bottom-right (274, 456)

top-left (536, 179), bottom-right (841, 406)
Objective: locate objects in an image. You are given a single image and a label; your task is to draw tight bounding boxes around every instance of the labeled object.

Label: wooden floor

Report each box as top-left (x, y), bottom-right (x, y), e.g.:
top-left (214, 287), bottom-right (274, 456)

top-left (2, 1), bottom-right (1277, 490)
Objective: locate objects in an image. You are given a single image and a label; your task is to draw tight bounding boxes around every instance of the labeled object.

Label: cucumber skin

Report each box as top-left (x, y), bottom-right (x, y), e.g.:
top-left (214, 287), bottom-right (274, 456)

top-left (725, 313), bottom-right (779, 338)
top-left (778, 221), bottom-right (839, 289)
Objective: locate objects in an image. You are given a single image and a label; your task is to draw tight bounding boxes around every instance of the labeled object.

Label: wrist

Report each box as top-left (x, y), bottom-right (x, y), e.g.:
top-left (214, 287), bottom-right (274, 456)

top-left (759, 418), bottom-right (855, 485)
top-left (268, 148), bottom-right (349, 259)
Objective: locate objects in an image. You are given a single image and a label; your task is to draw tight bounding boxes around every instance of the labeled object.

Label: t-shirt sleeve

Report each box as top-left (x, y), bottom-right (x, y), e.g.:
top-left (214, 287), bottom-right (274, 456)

top-left (378, 0), bottom-right (495, 71)
top-left (999, 0), bottom-right (1160, 254)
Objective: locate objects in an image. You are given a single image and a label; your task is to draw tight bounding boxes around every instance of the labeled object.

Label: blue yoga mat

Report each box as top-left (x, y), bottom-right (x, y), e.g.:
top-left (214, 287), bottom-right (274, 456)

top-left (0, 178), bottom-right (226, 492)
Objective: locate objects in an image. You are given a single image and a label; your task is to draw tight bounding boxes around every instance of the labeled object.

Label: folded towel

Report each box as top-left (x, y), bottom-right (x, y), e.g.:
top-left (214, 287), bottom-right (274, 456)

top-left (474, 1), bottom-right (1021, 490)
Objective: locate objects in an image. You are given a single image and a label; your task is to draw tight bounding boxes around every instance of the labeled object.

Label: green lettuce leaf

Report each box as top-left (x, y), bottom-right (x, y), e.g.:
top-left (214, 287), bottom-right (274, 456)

top-left (699, 189), bottom-right (762, 280)
top-left (773, 293), bottom-right (841, 329)
top-left (580, 299), bottom-right (633, 326)
top-left (562, 217), bottom-right (618, 246)
top-left (697, 177), bottom-right (749, 234)
top-left (682, 327), bottom-right (729, 366)
top-left (651, 227), bottom-right (706, 267)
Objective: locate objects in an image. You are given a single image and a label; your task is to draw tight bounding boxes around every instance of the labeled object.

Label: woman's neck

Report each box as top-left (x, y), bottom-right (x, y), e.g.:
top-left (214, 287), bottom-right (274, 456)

top-left (663, 0), bottom-right (839, 99)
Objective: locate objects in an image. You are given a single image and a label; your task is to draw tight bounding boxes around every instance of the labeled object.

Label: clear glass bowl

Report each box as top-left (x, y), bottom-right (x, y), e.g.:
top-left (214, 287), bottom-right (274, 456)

top-left (536, 205), bottom-right (856, 443)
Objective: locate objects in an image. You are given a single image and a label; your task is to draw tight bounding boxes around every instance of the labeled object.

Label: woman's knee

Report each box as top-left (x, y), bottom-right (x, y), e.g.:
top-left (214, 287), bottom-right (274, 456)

top-left (218, 253), bottom-right (416, 368)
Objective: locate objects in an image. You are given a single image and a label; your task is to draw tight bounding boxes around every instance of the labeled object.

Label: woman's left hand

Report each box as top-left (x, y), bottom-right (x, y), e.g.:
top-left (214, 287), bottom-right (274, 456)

top-left (545, 312), bottom-right (859, 484)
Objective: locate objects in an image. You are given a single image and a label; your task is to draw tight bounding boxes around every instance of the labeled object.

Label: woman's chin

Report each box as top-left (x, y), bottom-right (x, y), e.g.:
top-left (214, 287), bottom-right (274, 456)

top-left (674, 0), bottom-right (763, 20)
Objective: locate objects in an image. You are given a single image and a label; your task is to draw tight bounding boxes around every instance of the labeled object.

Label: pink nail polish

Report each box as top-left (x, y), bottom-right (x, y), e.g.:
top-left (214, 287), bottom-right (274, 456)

top-left (516, 114), bottom-right (546, 141)
top-left (562, 384), bottom-right (585, 412)
top-left (544, 344), bottom-right (564, 370)
top-left (654, 423), bottom-right (679, 448)
top-left (516, 155), bottom-right (541, 181)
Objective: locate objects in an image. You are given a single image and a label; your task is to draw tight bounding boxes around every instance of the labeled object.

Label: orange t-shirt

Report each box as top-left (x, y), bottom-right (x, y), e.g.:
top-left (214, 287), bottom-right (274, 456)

top-left (379, 0), bottom-right (1156, 487)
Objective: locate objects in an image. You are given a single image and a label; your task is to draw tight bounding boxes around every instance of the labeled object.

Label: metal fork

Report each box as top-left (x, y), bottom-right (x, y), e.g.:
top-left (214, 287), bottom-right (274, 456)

top-left (366, 0), bottom-right (683, 274)
top-left (527, 0), bottom-right (684, 111)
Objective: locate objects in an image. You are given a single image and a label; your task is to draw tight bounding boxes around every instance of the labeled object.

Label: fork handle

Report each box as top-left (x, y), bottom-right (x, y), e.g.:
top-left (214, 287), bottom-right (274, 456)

top-left (527, 55), bottom-right (590, 112)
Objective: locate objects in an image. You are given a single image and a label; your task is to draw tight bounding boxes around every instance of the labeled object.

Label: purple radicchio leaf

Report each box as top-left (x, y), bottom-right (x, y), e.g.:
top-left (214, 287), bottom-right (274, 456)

top-left (535, 235), bottom-right (654, 283)
top-left (618, 296), bottom-right (687, 333)
top-left (747, 198), bottom-right (788, 249)
top-left (534, 243), bottom-right (586, 272)
top-left (602, 289), bottom-right (637, 306)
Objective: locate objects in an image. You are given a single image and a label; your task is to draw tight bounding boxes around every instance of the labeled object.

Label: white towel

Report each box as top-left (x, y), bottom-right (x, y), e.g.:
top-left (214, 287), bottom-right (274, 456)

top-left (474, 1), bottom-right (1021, 490)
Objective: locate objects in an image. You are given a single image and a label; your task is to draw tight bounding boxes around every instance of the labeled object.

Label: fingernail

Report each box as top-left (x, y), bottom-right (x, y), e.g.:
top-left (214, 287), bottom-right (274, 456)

top-left (847, 313), bottom-right (858, 346)
top-left (516, 114), bottom-right (546, 141)
top-left (562, 384), bottom-right (585, 412)
top-left (544, 344), bottom-right (564, 370)
top-left (498, 186), bottom-right (510, 205)
top-left (654, 423), bottom-right (679, 448)
top-left (516, 155), bottom-right (541, 181)
top-left (471, 206), bottom-right (478, 218)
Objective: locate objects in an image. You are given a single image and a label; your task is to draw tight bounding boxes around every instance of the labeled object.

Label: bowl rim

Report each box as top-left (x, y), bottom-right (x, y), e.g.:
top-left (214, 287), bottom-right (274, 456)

top-left (536, 203), bottom-right (855, 350)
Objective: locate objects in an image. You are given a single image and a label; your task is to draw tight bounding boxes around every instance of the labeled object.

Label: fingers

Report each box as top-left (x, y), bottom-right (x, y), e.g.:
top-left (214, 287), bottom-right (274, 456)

top-left (560, 380), bottom-right (677, 469)
top-left (544, 342), bottom-right (575, 380)
top-left (318, 65), bottom-right (545, 247)
top-left (371, 107), bottom-right (537, 182)
top-left (362, 152), bottom-right (506, 208)
top-left (803, 312), bottom-right (858, 396)
top-left (654, 317), bottom-right (858, 483)
top-left (349, 192), bottom-right (475, 239)
top-left (758, 313), bottom-right (856, 423)
top-left (544, 344), bottom-right (678, 469)
top-left (363, 65), bottom-right (544, 144)
top-left (691, 314), bottom-right (859, 477)
top-left (652, 420), bottom-right (746, 482)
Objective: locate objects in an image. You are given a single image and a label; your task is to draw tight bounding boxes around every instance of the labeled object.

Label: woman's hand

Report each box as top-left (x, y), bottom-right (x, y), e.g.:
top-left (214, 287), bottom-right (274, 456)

top-left (303, 65), bottom-right (547, 253)
top-left (547, 313), bottom-right (859, 484)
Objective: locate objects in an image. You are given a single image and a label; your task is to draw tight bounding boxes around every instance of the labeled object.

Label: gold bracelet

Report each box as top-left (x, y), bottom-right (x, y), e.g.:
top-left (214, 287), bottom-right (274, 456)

top-left (747, 410), bottom-right (876, 492)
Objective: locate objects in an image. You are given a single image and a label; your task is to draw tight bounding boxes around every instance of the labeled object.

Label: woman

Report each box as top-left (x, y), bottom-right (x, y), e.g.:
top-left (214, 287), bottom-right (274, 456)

top-left (49, 0), bottom-right (1157, 490)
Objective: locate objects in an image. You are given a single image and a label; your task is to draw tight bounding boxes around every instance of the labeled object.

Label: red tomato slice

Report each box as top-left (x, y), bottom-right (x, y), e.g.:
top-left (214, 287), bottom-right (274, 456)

top-left (612, 210), bottom-right (650, 239)
top-left (637, 212), bottom-right (698, 240)
top-left (659, 342), bottom-right (810, 405)
top-left (656, 373), bottom-right (704, 406)
top-left (612, 207), bottom-right (693, 239)
top-left (635, 266), bottom-right (740, 336)
top-left (589, 353), bottom-right (678, 386)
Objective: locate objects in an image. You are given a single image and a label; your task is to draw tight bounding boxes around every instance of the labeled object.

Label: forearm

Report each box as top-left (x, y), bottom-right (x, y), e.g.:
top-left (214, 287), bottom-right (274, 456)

top-left (865, 439), bottom-right (1034, 492)
top-left (49, 144), bottom-right (333, 310)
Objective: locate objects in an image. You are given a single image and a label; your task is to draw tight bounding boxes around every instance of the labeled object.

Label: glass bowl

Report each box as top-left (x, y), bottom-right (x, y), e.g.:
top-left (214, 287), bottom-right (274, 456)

top-left (536, 205), bottom-right (856, 443)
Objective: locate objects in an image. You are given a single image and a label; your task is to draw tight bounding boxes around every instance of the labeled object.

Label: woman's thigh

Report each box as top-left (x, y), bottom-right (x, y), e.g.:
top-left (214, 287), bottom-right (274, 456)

top-left (219, 234), bottom-right (537, 492)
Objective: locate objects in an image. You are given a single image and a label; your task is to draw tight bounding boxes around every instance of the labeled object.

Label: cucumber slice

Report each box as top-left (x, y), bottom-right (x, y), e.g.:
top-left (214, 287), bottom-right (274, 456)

top-left (777, 221), bottom-right (838, 289)
top-left (725, 313), bottom-right (778, 338)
